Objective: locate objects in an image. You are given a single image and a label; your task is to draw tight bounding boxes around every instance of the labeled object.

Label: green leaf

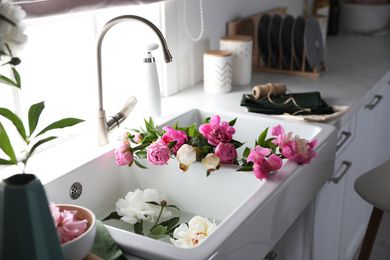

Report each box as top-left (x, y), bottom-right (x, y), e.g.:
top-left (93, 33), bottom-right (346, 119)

top-left (146, 201), bottom-right (160, 206)
top-left (0, 107), bottom-right (27, 141)
top-left (25, 136), bottom-right (57, 162)
top-left (168, 140), bottom-right (177, 149)
top-left (149, 225), bottom-right (167, 239)
top-left (0, 74), bottom-right (19, 88)
top-left (166, 205), bottom-right (180, 211)
top-left (134, 222), bottom-right (144, 235)
top-left (28, 101), bottom-right (45, 136)
top-left (134, 159), bottom-right (148, 169)
top-left (229, 139), bottom-right (245, 149)
top-left (135, 150), bottom-right (147, 159)
top-left (0, 14), bottom-right (16, 27)
top-left (206, 170), bottom-right (211, 177)
top-left (173, 122), bottom-right (178, 130)
top-left (188, 123), bottom-right (196, 137)
top-left (35, 118), bottom-right (84, 137)
top-left (0, 158), bottom-right (15, 165)
top-left (257, 127), bottom-right (269, 146)
top-left (236, 166), bottom-right (254, 172)
top-left (0, 122), bottom-right (16, 164)
top-left (159, 217), bottom-right (180, 231)
top-left (229, 117), bottom-right (237, 127)
top-left (102, 211), bottom-right (122, 221)
top-left (11, 68), bottom-right (21, 89)
top-left (242, 147), bottom-right (251, 158)
top-left (204, 117), bottom-right (210, 124)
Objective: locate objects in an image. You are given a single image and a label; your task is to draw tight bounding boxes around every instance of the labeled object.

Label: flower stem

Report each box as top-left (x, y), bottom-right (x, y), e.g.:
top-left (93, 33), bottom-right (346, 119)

top-left (150, 205), bottom-right (164, 232)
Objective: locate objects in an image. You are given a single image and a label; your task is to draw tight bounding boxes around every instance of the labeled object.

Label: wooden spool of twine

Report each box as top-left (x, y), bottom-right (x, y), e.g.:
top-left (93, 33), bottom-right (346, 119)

top-left (252, 83), bottom-right (286, 99)
top-left (250, 82), bottom-right (311, 115)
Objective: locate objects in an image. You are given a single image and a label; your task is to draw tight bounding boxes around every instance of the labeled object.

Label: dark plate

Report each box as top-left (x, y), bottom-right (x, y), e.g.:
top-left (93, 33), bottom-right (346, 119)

top-left (305, 16), bottom-right (324, 71)
top-left (257, 13), bottom-right (271, 65)
top-left (279, 14), bottom-right (295, 69)
top-left (268, 14), bottom-right (282, 68)
top-left (292, 15), bottom-right (306, 70)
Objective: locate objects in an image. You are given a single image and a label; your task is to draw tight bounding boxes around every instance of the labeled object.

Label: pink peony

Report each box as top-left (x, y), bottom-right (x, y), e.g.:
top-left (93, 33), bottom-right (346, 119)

top-left (247, 146), bottom-right (282, 180)
top-left (162, 126), bottom-right (188, 154)
top-left (147, 139), bottom-right (172, 165)
top-left (50, 203), bottom-right (88, 244)
top-left (215, 143), bottom-right (237, 164)
top-left (133, 133), bottom-right (144, 144)
top-left (115, 140), bottom-right (133, 166)
top-left (199, 115), bottom-right (236, 146)
top-left (271, 124), bottom-right (318, 165)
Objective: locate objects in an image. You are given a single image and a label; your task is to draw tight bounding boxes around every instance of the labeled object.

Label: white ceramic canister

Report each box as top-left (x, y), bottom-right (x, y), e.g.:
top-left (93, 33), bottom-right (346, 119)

top-left (203, 50), bottom-right (232, 94)
top-left (220, 35), bottom-right (253, 85)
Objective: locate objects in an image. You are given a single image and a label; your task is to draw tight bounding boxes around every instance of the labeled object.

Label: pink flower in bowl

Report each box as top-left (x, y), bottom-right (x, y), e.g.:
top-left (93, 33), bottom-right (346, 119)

top-left (215, 143), bottom-right (237, 164)
top-left (199, 115), bottom-right (236, 146)
top-left (247, 146), bottom-right (282, 180)
top-left (162, 126), bottom-right (188, 154)
top-left (147, 139), bottom-right (172, 165)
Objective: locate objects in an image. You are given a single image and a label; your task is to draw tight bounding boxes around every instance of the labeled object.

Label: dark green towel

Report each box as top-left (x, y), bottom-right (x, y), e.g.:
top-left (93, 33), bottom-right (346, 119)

top-left (240, 92), bottom-right (334, 115)
top-left (90, 220), bottom-right (127, 260)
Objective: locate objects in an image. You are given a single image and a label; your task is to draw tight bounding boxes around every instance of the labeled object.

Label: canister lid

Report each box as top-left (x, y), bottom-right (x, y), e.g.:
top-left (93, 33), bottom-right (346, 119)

top-left (204, 50), bottom-right (232, 57)
top-left (220, 35), bottom-right (253, 42)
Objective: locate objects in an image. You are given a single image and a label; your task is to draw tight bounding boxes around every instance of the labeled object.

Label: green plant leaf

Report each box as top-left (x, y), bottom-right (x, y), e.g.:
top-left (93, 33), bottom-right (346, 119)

top-left (0, 74), bottom-right (19, 88)
top-left (0, 122), bottom-right (16, 164)
top-left (242, 147), bottom-right (251, 158)
top-left (146, 201), bottom-right (160, 206)
top-left (159, 217), bottom-right (180, 231)
top-left (149, 225), bottom-right (167, 239)
top-left (204, 117), bottom-right (211, 124)
top-left (135, 150), bottom-right (147, 159)
top-left (11, 68), bottom-right (21, 89)
top-left (168, 140), bottom-right (177, 149)
top-left (134, 222), bottom-right (144, 235)
top-left (188, 123), bottom-right (196, 137)
top-left (166, 204), bottom-right (180, 211)
top-left (102, 211), bottom-right (122, 221)
top-left (230, 139), bottom-right (245, 149)
top-left (0, 158), bottom-right (15, 164)
top-left (35, 118), bottom-right (84, 137)
top-left (25, 136), bottom-right (57, 163)
top-left (257, 127), bottom-right (269, 146)
top-left (0, 107), bottom-right (27, 141)
top-left (229, 117), bottom-right (237, 127)
top-left (134, 159), bottom-right (148, 169)
top-left (28, 101), bottom-right (45, 136)
top-left (236, 165), bottom-right (254, 172)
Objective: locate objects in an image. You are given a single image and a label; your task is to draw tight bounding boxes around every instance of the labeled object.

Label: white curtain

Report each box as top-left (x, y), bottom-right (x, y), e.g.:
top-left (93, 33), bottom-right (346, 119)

top-left (13, 0), bottom-right (168, 18)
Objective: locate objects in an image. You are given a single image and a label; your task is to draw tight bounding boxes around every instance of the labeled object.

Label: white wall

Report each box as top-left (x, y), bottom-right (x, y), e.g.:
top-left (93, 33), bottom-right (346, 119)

top-left (163, 0), bottom-right (312, 94)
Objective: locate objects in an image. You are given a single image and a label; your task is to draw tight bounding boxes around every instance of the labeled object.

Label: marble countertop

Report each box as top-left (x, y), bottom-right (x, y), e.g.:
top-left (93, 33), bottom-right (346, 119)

top-left (161, 34), bottom-right (390, 129)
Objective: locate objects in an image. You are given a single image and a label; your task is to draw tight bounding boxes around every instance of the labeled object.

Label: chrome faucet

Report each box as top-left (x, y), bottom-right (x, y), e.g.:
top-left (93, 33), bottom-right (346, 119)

top-left (96, 15), bottom-right (173, 146)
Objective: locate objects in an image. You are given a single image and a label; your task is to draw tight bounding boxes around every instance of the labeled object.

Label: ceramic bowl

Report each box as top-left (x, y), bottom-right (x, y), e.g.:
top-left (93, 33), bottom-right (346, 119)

top-left (59, 204), bottom-right (96, 260)
top-left (339, 2), bottom-right (390, 33)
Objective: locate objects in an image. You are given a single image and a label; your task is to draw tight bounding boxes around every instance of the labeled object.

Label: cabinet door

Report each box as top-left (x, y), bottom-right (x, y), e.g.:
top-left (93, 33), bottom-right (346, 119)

top-left (366, 79), bottom-right (390, 168)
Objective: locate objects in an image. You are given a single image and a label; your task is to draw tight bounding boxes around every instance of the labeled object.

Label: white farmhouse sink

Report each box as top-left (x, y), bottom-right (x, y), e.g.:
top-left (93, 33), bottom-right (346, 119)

top-left (45, 109), bottom-right (337, 260)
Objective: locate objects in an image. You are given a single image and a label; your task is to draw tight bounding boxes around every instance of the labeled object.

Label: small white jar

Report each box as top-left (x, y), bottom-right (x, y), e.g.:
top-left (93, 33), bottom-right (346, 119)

top-left (203, 50), bottom-right (232, 94)
top-left (220, 35), bottom-right (253, 85)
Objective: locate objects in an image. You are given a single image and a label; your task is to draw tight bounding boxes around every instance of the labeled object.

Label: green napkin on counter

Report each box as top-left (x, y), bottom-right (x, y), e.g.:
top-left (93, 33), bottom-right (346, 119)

top-left (240, 92), bottom-right (334, 115)
top-left (90, 220), bottom-right (127, 260)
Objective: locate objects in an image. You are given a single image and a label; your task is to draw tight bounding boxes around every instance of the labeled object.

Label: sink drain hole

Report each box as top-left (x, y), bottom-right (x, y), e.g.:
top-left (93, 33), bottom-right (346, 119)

top-left (69, 182), bottom-right (82, 200)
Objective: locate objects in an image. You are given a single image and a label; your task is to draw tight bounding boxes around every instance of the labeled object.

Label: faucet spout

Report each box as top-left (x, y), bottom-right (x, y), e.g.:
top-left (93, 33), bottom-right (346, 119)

top-left (96, 15), bottom-right (172, 146)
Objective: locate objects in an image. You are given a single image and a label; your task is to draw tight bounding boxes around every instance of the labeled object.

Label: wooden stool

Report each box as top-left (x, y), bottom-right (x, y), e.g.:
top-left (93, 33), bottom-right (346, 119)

top-left (354, 159), bottom-right (390, 260)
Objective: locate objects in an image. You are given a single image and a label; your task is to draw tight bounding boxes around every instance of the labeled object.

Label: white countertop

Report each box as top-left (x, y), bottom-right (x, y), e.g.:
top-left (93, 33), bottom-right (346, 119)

top-left (161, 34), bottom-right (390, 129)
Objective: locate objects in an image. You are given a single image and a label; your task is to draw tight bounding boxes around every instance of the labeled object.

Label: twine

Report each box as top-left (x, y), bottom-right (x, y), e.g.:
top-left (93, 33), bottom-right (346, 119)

top-left (247, 83), bottom-right (312, 115)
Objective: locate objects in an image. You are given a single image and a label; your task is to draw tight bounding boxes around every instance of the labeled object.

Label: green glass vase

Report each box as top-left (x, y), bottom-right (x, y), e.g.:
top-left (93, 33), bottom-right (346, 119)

top-left (0, 174), bottom-right (64, 260)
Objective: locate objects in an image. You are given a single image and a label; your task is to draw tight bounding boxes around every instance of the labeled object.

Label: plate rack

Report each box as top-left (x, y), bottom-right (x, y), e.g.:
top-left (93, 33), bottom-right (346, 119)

top-left (227, 7), bottom-right (327, 78)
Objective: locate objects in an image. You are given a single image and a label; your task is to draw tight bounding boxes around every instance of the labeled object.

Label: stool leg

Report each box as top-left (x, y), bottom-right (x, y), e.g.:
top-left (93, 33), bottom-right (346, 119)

top-left (358, 206), bottom-right (384, 260)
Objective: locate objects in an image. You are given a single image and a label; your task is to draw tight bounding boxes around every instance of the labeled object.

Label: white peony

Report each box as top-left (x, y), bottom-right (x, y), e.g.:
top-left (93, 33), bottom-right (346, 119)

top-left (176, 144), bottom-right (197, 172)
top-left (201, 153), bottom-right (220, 172)
top-left (0, 0), bottom-right (27, 54)
top-left (170, 215), bottom-right (217, 248)
top-left (115, 188), bottom-right (172, 224)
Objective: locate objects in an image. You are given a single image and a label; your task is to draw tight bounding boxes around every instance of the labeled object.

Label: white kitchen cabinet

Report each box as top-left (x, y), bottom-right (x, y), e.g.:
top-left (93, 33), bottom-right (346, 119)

top-left (312, 72), bottom-right (390, 260)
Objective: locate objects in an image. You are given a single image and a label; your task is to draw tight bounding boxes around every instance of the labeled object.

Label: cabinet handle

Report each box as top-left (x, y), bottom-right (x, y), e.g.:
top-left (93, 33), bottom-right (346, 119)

top-left (265, 251), bottom-right (277, 260)
top-left (365, 95), bottom-right (383, 110)
top-left (330, 161), bottom-right (352, 184)
top-left (336, 131), bottom-right (351, 152)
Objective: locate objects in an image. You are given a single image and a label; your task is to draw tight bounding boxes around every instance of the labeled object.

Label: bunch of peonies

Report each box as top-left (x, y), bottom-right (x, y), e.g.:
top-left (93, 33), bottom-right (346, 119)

top-left (170, 215), bottom-right (217, 248)
top-left (115, 188), bottom-right (172, 225)
top-left (50, 203), bottom-right (88, 244)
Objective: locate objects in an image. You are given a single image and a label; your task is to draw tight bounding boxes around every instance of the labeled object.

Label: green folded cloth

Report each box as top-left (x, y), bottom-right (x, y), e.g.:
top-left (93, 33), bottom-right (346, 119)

top-left (240, 92), bottom-right (334, 115)
top-left (90, 220), bottom-right (127, 260)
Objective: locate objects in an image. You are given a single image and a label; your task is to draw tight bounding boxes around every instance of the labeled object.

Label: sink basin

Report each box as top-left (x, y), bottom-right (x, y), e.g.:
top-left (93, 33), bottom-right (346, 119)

top-left (44, 109), bottom-right (337, 259)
